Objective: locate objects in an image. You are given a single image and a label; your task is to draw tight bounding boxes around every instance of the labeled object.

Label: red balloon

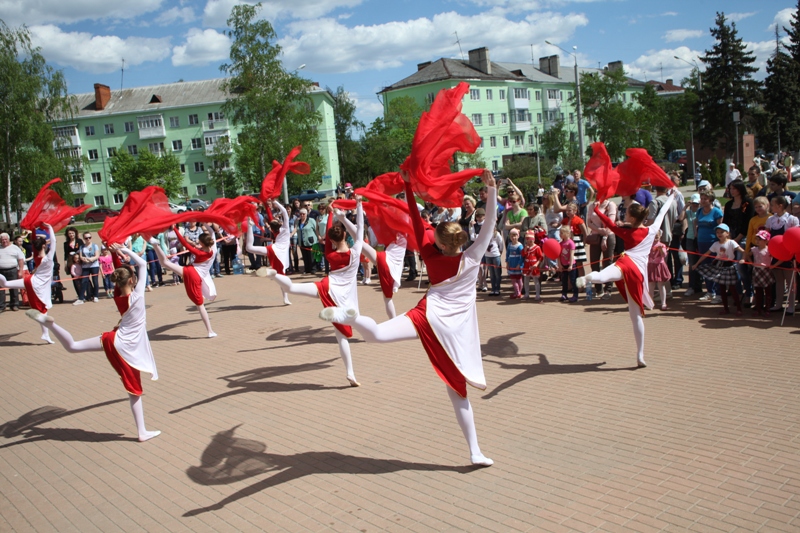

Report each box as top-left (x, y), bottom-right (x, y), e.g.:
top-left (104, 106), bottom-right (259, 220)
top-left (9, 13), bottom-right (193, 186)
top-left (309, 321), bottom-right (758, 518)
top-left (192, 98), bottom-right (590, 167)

top-left (543, 238), bottom-right (561, 260)
top-left (768, 235), bottom-right (793, 262)
top-left (784, 226), bottom-right (800, 254)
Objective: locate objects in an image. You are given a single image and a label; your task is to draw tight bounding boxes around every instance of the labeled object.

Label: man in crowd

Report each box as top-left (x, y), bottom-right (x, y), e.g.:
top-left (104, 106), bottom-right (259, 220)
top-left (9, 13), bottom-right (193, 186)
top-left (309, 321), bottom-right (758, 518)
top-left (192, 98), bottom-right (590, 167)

top-left (0, 232), bottom-right (25, 312)
top-left (746, 166), bottom-right (763, 197)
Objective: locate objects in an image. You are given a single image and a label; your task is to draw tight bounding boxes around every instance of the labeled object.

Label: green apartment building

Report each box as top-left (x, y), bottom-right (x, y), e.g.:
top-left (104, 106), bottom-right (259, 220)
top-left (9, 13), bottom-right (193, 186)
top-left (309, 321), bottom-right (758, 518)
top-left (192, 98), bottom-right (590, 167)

top-left (380, 47), bottom-right (645, 172)
top-left (54, 78), bottom-right (340, 208)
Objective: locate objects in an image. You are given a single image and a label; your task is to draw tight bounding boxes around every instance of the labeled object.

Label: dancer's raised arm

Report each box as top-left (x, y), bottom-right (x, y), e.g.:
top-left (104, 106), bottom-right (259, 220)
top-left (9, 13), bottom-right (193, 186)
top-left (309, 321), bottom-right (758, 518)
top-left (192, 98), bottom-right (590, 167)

top-left (465, 170), bottom-right (497, 262)
top-left (273, 199), bottom-right (290, 234)
top-left (175, 227), bottom-right (203, 256)
top-left (44, 223), bottom-right (56, 261)
top-left (119, 246), bottom-right (148, 294)
top-left (246, 221), bottom-right (267, 255)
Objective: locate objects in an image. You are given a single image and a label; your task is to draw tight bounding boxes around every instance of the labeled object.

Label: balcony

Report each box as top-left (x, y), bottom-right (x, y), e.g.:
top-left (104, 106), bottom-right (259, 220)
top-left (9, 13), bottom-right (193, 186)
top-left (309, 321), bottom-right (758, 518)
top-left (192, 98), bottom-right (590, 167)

top-left (137, 115), bottom-right (166, 140)
top-left (70, 181), bottom-right (87, 194)
top-left (511, 118), bottom-right (531, 132)
top-left (52, 130), bottom-right (81, 150)
top-left (204, 132), bottom-right (232, 156)
top-left (202, 119), bottom-right (229, 132)
top-left (509, 92), bottom-right (529, 110)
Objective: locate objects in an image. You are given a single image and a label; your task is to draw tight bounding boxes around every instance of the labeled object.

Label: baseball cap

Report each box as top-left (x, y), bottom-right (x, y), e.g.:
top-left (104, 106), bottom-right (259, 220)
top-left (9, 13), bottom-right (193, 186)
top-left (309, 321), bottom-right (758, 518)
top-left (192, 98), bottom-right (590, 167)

top-left (344, 182), bottom-right (353, 189)
top-left (690, 193), bottom-right (700, 203)
top-left (698, 180), bottom-right (711, 189)
top-left (715, 223), bottom-right (730, 232)
top-left (755, 230), bottom-right (771, 242)
top-left (729, 162), bottom-right (736, 167)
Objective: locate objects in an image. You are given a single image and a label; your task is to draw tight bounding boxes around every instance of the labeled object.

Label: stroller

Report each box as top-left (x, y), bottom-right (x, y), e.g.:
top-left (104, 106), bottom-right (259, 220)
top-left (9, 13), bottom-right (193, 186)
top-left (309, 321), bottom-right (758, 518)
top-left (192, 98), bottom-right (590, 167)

top-left (51, 260), bottom-right (65, 304)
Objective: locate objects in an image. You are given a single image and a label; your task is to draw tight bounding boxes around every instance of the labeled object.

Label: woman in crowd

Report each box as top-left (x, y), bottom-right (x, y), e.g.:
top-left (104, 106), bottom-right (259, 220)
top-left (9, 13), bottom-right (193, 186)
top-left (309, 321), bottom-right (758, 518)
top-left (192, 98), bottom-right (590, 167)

top-left (695, 191), bottom-right (724, 302)
top-left (722, 181), bottom-right (754, 304)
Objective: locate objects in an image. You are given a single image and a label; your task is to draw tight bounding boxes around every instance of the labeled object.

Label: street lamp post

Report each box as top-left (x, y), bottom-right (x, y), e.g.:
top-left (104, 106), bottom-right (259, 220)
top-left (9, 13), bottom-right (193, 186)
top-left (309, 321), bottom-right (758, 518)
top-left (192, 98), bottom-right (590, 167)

top-left (545, 41), bottom-right (584, 162)
top-left (534, 127), bottom-right (541, 186)
top-left (673, 56), bottom-right (702, 91)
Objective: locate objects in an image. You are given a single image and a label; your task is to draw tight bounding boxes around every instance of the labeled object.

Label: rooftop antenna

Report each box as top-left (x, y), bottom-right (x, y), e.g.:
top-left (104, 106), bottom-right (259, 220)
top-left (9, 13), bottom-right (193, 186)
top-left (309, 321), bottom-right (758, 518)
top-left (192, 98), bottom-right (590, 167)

top-left (121, 58), bottom-right (125, 90)
top-left (660, 62), bottom-right (663, 82)
top-left (454, 31), bottom-right (464, 61)
top-left (530, 44), bottom-right (535, 66)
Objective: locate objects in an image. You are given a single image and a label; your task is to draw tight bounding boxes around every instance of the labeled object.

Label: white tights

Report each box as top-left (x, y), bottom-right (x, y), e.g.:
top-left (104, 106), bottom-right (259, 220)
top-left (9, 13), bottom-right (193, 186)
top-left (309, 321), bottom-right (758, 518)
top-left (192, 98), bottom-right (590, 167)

top-left (0, 275), bottom-right (52, 343)
top-left (347, 313), bottom-right (490, 463)
top-left (43, 319), bottom-right (159, 441)
top-left (153, 247), bottom-right (215, 337)
top-left (585, 265), bottom-right (646, 366)
top-left (273, 274), bottom-right (356, 381)
top-left (383, 297), bottom-right (396, 319)
top-left (649, 280), bottom-right (668, 307)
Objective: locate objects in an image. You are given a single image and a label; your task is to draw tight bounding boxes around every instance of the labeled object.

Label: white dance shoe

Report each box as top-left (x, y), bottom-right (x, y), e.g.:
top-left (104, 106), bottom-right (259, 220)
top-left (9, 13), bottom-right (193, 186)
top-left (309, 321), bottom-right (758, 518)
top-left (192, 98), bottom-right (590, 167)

top-left (319, 307), bottom-right (358, 324)
top-left (470, 454), bottom-right (494, 467)
top-left (575, 276), bottom-right (587, 290)
top-left (256, 267), bottom-right (277, 278)
top-left (26, 310), bottom-right (53, 325)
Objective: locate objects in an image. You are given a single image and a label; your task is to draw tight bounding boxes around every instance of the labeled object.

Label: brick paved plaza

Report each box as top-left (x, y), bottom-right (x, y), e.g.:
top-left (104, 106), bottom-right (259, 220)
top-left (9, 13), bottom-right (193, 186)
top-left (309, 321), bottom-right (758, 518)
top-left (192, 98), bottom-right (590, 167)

top-left (1, 268), bottom-right (799, 532)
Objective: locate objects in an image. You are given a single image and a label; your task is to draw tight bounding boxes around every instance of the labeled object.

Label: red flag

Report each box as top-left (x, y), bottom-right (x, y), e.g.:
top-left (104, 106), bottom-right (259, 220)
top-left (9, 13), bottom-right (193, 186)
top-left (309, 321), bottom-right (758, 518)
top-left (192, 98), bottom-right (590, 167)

top-left (20, 178), bottom-right (91, 232)
top-left (617, 148), bottom-right (673, 197)
top-left (205, 196), bottom-right (259, 232)
top-left (360, 190), bottom-right (420, 251)
top-left (331, 199), bottom-right (357, 211)
top-left (259, 146), bottom-right (311, 202)
top-left (583, 143), bottom-right (620, 203)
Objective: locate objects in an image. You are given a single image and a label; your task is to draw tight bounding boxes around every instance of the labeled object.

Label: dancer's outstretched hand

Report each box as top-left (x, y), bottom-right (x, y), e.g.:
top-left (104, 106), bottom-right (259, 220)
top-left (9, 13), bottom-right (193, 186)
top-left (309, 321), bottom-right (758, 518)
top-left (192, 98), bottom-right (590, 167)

top-left (481, 169), bottom-right (496, 188)
top-left (400, 169), bottom-right (411, 183)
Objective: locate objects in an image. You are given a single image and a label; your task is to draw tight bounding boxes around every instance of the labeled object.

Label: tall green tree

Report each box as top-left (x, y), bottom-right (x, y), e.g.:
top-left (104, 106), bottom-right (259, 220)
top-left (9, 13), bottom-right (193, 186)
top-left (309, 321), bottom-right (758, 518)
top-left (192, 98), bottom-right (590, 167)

top-left (328, 86), bottom-right (364, 184)
top-left (109, 148), bottom-right (184, 198)
top-left (207, 138), bottom-right (239, 198)
top-left (221, 3), bottom-right (322, 197)
top-left (697, 12), bottom-right (761, 156)
top-left (763, 7), bottom-right (800, 152)
top-left (539, 119), bottom-right (569, 161)
top-left (361, 96), bottom-right (423, 181)
top-left (0, 20), bottom-right (77, 224)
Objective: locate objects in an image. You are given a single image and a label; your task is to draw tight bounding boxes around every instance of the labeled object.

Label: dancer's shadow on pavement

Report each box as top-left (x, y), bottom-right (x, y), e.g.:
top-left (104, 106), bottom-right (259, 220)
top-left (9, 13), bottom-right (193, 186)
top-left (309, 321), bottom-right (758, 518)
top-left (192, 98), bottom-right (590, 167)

top-left (481, 334), bottom-right (636, 400)
top-left (237, 326), bottom-right (363, 353)
top-left (148, 319), bottom-right (202, 342)
top-left (0, 332), bottom-right (38, 347)
top-left (170, 358), bottom-right (349, 414)
top-left (183, 425), bottom-right (474, 517)
top-left (0, 399), bottom-right (133, 448)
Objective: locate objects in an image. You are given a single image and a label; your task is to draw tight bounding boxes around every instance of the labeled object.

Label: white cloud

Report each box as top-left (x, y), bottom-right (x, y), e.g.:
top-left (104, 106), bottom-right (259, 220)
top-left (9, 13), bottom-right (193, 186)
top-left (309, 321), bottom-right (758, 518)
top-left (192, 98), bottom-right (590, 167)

top-left (157, 6), bottom-right (196, 26)
top-left (28, 25), bottom-right (171, 74)
top-left (661, 11), bottom-right (678, 17)
top-left (201, 0), bottom-right (364, 27)
top-left (728, 12), bottom-right (757, 23)
top-left (349, 92), bottom-right (384, 124)
top-left (769, 7), bottom-right (795, 32)
top-left (278, 10), bottom-right (589, 74)
top-left (625, 46), bottom-right (704, 83)
top-left (0, 0), bottom-right (163, 25)
top-left (172, 28), bottom-right (231, 67)
top-left (663, 29), bottom-right (703, 43)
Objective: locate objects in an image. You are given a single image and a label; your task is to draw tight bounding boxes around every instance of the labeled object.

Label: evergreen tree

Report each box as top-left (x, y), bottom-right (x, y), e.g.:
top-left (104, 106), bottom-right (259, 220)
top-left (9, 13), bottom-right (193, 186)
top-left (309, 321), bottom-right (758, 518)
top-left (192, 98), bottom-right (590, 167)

top-left (785, 0), bottom-right (800, 63)
top-left (763, 3), bottom-right (800, 152)
top-left (697, 12), bottom-right (761, 156)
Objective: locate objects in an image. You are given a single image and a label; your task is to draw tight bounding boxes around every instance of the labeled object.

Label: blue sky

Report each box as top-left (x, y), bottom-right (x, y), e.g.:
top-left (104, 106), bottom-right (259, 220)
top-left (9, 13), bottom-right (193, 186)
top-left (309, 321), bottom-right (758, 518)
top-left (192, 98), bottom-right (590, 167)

top-left (1, 1), bottom-right (795, 125)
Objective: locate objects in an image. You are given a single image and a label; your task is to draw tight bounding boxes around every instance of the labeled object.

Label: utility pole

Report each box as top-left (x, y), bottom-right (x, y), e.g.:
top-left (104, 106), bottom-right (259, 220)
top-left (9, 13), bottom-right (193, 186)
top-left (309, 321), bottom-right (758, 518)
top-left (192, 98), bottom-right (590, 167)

top-left (545, 41), bottom-right (585, 162)
top-left (534, 127), bottom-right (541, 186)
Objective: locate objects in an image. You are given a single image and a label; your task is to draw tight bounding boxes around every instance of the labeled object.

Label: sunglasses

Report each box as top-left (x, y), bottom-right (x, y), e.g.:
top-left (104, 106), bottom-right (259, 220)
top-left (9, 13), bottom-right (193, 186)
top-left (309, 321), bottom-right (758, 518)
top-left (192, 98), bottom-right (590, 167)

top-left (84, 236), bottom-right (92, 239)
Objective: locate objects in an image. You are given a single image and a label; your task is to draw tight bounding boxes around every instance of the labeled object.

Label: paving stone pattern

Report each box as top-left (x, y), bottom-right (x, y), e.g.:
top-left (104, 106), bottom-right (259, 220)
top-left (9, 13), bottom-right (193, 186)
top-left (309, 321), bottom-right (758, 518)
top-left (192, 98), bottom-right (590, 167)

top-left (1, 264), bottom-right (798, 532)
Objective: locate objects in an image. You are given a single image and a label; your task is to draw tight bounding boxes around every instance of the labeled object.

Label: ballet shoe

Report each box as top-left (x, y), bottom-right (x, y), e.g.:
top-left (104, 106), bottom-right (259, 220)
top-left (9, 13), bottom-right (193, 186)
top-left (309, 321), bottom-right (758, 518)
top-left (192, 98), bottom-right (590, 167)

top-left (254, 266), bottom-right (269, 277)
top-left (207, 331), bottom-right (218, 338)
top-left (283, 297), bottom-right (292, 305)
top-left (319, 307), bottom-right (358, 324)
top-left (470, 454), bottom-right (494, 467)
top-left (256, 268), bottom-right (277, 279)
top-left (347, 377), bottom-right (361, 387)
top-left (42, 335), bottom-right (55, 344)
top-left (637, 359), bottom-right (647, 368)
top-left (575, 276), bottom-right (586, 290)
top-left (138, 430), bottom-right (161, 442)
top-left (26, 309), bottom-right (53, 325)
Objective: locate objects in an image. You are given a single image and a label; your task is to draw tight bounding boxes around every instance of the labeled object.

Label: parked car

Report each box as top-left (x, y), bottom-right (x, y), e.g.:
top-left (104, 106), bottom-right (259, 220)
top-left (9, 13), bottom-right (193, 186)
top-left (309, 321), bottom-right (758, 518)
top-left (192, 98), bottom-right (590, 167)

top-left (184, 198), bottom-right (209, 211)
top-left (169, 202), bottom-right (187, 213)
top-left (83, 207), bottom-right (119, 224)
top-left (289, 189), bottom-right (327, 202)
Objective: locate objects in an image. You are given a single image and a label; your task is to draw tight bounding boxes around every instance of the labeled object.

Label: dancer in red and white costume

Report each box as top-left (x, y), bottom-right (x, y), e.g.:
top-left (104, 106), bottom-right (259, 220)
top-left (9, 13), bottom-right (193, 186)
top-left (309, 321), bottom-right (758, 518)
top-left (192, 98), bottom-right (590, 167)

top-left (26, 245), bottom-right (160, 442)
top-left (247, 199), bottom-right (291, 305)
top-left (360, 233), bottom-right (407, 318)
top-left (319, 169), bottom-right (497, 466)
top-left (575, 190), bottom-right (676, 368)
top-left (150, 226), bottom-right (218, 337)
top-left (0, 223), bottom-right (56, 344)
top-left (265, 202), bottom-right (364, 387)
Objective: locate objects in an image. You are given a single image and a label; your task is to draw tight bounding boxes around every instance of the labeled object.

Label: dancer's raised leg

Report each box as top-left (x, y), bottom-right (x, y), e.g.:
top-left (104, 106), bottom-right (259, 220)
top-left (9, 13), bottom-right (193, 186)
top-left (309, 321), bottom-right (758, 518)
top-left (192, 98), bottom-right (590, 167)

top-left (197, 305), bottom-right (216, 338)
top-left (334, 330), bottom-right (359, 386)
top-left (270, 272), bottom-right (319, 298)
top-left (151, 240), bottom-right (184, 277)
top-left (577, 263), bottom-right (621, 289)
top-left (129, 394), bottom-right (160, 442)
top-left (446, 386), bottom-right (492, 466)
top-left (0, 274), bottom-right (24, 289)
top-left (627, 294), bottom-right (646, 367)
top-left (27, 310), bottom-right (102, 352)
top-left (321, 308), bottom-right (418, 343)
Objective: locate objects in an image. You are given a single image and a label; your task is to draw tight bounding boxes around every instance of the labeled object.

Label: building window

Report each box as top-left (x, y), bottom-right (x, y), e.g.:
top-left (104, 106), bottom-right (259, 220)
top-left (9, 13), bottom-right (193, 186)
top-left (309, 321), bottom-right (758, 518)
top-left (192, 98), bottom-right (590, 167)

top-left (194, 162), bottom-right (205, 172)
top-left (169, 116), bottom-right (180, 128)
top-left (488, 113), bottom-right (495, 126)
top-left (492, 160), bottom-right (498, 171)
top-left (172, 140), bottom-right (183, 151)
top-left (490, 136), bottom-right (496, 148)
top-left (138, 116), bottom-right (163, 130)
top-left (502, 136), bottom-right (509, 148)
top-left (107, 147), bottom-right (116, 157)
top-left (113, 193), bottom-right (124, 204)
top-left (471, 113), bottom-right (482, 126)
top-left (90, 172), bottom-right (102, 184)
top-left (622, 93), bottom-right (627, 103)
top-left (568, 91), bottom-right (573, 99)
top-left (191, 138), bottom-right (202, 149)
top-left (514, 88), bottom-right (527, 99)
top-left (569, 132), bottom-right (576, 142)
top-left (470, 89), bottom-right (480, 100)
top-left (94, 195), bottom-right (105, 206)
top-left (560, 113), bottom-right (564, 121)
top-left (537, 113), bottom-right (542, 123)
top-left (425, 92), bottom-right (435, 106)
top-left (127, 145), bottom-right (138, 156)
top-left (547, 89), bottom-right (560, 100)
top-left (124, 121), bottom-right (135, 133)
top-left (73, 198), bottom-right (85, 207)
top-left (499, 89), bottom-right (506, 100)
top-left (486, 89), bottom-right (493, 100)
top-left (501, 113), bottom-right (507, 124)
top-left (516, 110), bottom-right (528, 121)
top-left (104, 124), bottom-right (114, 135)
top-left (180, 164), bottom-right (186, 173)
top-left (569, 113), bottom-right (574, 124)
top-left (189, 114), bottom-right (199, 125)
top-left (85, 126), bottom-right (95, 136)
top-left (180, 187), bottom-right (188, 197)
top-left (207, 112), bottom-right (224, 121)
top-left (53, 125), bottom-right (77, 139)
top-left (535, 90), bottom-right (541, 101)
top-left (514, 135), bottom-right (523, 147)
top-left (528, 135), bottom-right (534, 145)
top-left (87, 149), bottom-right (98, 160)
top-left (479, 139), bottom-right (485, 148)
top-left (148, 142), bottom-right (165, 154)
top-left (197, 184), bottom-right (207, 195)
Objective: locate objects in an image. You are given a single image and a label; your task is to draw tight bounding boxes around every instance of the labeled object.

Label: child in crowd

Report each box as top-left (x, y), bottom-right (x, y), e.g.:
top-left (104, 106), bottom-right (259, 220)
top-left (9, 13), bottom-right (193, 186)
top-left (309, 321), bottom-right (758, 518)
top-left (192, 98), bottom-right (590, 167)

top-left (749, 231), bottom-right (774, 316)
top-left (766, 196), bottom-right (799, 314)
top-left (558, 226), bottom-right (578, 302)
top-left (505, 229), bottom-right (524, 299)
top-left (647, 230), bottom-right (671, 311)
top-left (70, 254), bottom-right (83, 304)
top-left (470, 208), bottom-right (488, 292)
top-left (696, 223), bottom-right (745, 315)
top-left (98, 247), bottom-right (114, 298)
top-left (522, 230), bottom-right (543, 301)
top-left (562, 202), bottom-right (588, 278)
top-left (483, 225), bottom-right (504, 296)
top-left (168, 247), bottom-right (182, 285)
